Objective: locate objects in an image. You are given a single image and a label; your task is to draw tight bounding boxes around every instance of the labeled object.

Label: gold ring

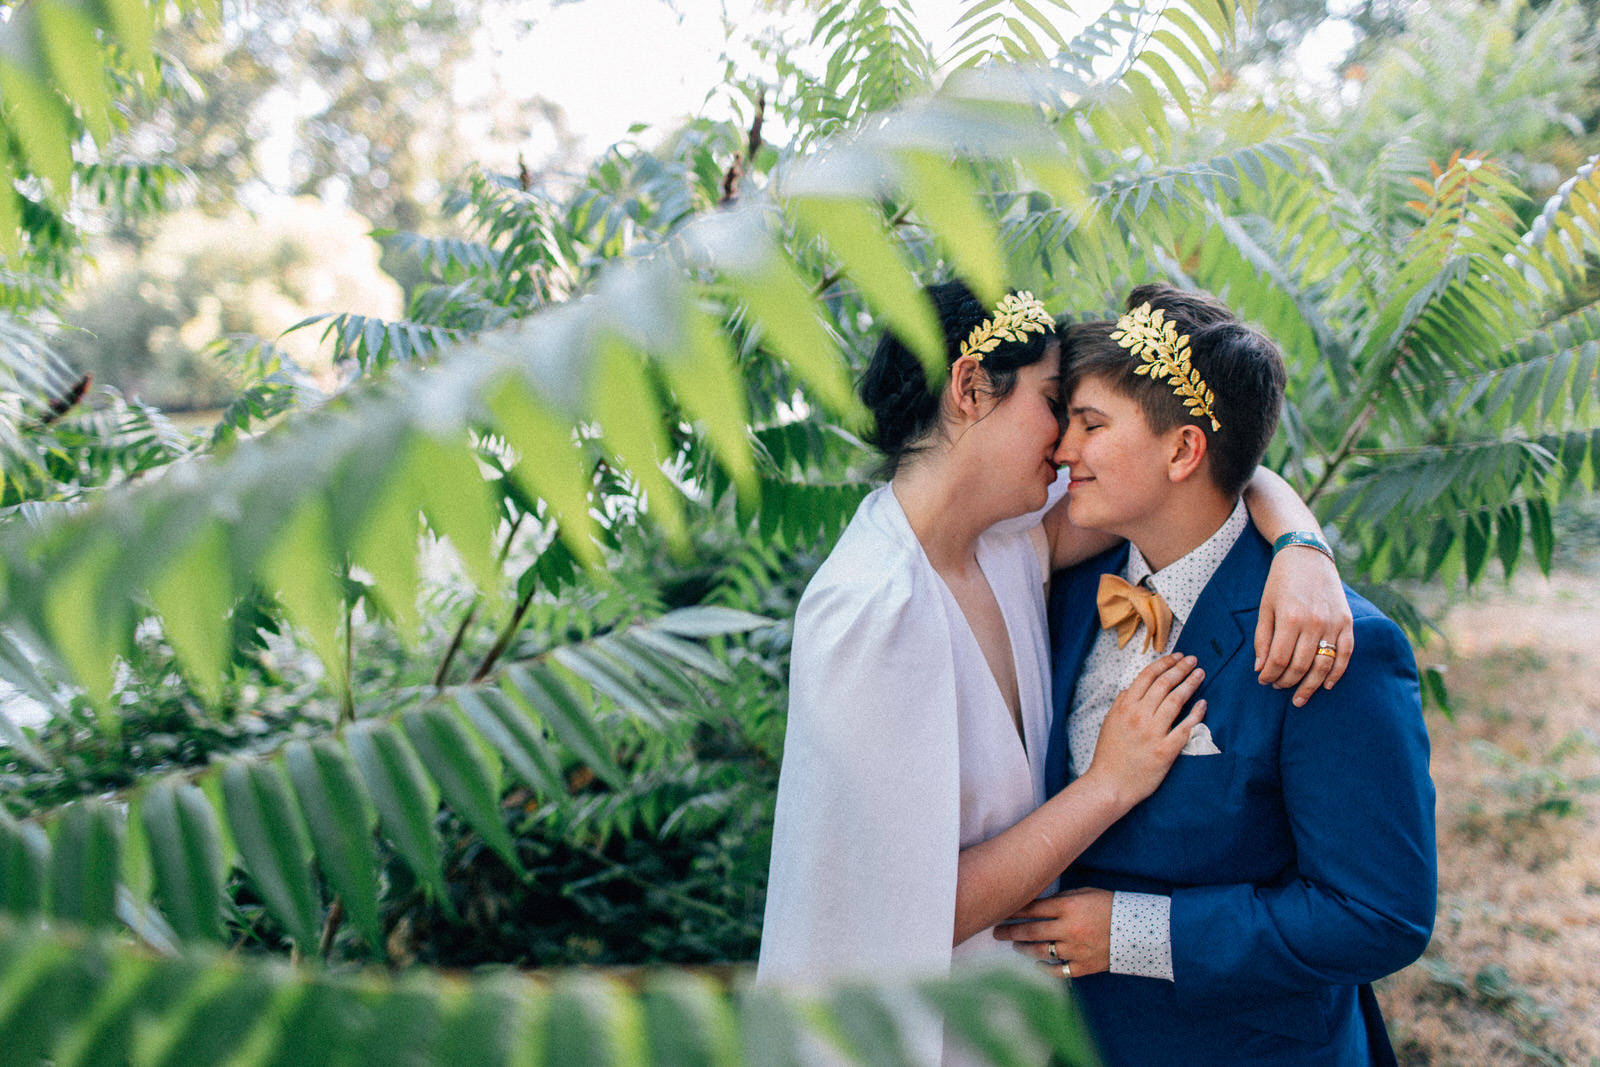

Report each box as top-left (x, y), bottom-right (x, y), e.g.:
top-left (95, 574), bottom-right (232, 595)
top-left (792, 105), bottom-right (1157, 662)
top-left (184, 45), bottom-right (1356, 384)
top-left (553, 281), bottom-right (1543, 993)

top-left (1048, 941), bottom-right (1060, 962)
top-left (1060, 961), bottom-right (1072, 979)
top-left (1315, 646), bottom-right (1337, 659)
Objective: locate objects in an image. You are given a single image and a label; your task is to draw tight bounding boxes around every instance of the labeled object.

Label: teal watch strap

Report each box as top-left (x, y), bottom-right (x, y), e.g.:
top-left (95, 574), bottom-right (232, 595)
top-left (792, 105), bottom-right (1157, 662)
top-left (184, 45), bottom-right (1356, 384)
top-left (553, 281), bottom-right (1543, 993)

top-left (1273, 530), bottom-right (1334, 561)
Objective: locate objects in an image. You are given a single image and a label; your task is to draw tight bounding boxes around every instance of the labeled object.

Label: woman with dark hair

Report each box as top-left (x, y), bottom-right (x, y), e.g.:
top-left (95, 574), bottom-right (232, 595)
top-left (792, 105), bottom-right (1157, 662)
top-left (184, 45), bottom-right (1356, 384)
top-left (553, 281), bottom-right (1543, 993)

top-left (757, 282), bottom-right (1349, 1064)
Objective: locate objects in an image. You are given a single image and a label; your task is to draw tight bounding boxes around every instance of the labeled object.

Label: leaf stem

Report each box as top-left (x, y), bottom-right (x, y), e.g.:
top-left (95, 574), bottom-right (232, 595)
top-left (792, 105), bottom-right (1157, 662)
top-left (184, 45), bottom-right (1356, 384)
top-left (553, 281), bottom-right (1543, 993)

top-left (468, 580), bottom-right (537, 684)
top-left (319, 895), bottom-right (345, 961)
top-left (340, 574), bottom-right (355, 728)
top-left (1307, 388), bottom-right (1382, 505)
top-left (433, 512), bottom-right (525, 689)
top-left (576, 842), bottom-right (749, 929)
top-left (433, 603), bottom-right (480, 690)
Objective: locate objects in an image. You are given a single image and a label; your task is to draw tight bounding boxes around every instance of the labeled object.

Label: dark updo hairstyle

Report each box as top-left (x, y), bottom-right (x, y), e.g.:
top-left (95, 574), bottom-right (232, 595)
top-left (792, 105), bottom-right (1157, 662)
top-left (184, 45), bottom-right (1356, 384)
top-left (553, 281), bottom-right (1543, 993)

top-left (858, 280), bottom-right (1059, 476)
top-left (1061, 283), bottom-right (1286, 497)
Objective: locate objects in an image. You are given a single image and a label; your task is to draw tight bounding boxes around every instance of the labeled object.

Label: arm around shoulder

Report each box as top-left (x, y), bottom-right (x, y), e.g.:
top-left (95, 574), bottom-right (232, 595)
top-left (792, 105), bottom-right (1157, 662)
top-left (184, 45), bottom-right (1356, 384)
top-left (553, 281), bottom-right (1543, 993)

top-left (1042, 490), bottom-right (1121, 571)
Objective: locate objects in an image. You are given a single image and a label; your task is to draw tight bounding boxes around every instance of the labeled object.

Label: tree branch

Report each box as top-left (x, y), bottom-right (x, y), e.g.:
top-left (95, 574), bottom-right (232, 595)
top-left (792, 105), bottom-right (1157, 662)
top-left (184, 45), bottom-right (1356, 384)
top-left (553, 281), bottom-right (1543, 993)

top-left (719, 92), bottom-right (765, 206)
top-left (1307, 396), bottom-right (1380, 505)
top-left (319, 895), bottom-right (345, 960)
top-left (468, 580), bottom-right (537, 684)
top-left (432, 512), bottom-right (525, 689)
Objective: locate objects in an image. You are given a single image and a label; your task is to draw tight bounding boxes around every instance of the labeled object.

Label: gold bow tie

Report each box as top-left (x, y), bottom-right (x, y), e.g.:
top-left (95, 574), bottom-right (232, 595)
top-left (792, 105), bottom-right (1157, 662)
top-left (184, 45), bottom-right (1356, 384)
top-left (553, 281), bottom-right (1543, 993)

top-left (1097, 573), bottom-right (1173, 653)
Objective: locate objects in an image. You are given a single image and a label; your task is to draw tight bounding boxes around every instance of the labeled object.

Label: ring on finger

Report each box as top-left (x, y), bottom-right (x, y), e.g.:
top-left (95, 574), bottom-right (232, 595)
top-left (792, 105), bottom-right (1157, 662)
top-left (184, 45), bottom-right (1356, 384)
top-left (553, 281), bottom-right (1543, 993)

top-left (1047, 941), bottom-right (1060, 962)
top-left (1059, 961), bottom-right (1072, 980)
top-left (1315, 639), bottom-right (1337, 659)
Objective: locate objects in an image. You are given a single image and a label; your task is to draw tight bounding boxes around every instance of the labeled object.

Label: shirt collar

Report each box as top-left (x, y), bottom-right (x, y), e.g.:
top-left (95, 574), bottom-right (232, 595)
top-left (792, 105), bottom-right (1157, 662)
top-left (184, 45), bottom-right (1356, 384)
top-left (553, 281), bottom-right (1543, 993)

top-left (1127, 499), bottom-right (1250, 626)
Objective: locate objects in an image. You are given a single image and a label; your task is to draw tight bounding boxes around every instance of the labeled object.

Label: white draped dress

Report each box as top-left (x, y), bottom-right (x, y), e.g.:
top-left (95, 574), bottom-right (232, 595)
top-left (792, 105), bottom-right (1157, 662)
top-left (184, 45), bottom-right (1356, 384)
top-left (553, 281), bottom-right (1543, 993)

top-left (758, 482), bottom-right (1059, 1065)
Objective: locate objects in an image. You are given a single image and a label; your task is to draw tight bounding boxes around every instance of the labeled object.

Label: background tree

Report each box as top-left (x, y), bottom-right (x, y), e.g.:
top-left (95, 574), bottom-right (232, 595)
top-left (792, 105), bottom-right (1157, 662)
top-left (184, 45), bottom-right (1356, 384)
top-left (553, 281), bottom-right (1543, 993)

top-left (118, 0), bottom-right (488, 235)
top-left (1327, 0), bottom-right (1600, 206)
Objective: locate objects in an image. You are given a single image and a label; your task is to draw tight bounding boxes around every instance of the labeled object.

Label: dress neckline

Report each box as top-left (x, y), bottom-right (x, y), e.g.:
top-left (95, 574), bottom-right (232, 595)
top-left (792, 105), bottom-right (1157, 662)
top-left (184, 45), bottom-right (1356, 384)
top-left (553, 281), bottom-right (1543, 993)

top-left (881, 484), bottom-right (1036, 758)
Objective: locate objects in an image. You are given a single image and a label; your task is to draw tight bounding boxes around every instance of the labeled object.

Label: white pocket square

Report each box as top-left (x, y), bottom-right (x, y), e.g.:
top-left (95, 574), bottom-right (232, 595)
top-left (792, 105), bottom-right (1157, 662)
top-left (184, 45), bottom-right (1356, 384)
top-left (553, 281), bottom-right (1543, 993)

top-left (1181, 722), bottom-right (1222, 755)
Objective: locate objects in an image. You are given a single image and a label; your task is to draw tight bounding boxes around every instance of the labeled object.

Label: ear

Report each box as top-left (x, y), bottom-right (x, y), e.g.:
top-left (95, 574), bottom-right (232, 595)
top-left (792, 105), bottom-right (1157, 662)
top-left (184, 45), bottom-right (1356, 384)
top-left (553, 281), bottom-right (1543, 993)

top-left (1166, 424), bottom-right (1209, 483)
top-left (947, 355), bottom-right (986, 421)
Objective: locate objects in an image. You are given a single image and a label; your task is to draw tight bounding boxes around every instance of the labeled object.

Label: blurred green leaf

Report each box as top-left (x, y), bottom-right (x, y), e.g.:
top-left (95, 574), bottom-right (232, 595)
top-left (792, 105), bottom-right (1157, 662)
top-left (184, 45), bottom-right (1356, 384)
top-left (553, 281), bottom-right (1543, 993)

top-left (35, 0), bottom-right (112, 144)
top-left (895, 150), bottom-right (1005, 305)
top-left (487, 377), bottom-right (601, 567)
top-left (0, 809), bottom-right (51, 917)
top-left (591, 335), bottom-right (687, 550)
top-left (792, 196), bottom-right (945, 385)
top-left (148, 523), bottom-right (232, 706)
top-left (402, 704), bottom-right (521, 875)
top-left (345, 722), bottom-right (452, 913)
top-left (542, 973), bottom-right (644, 1067)
top-left (49, 800), bottom-right (122, 930)
top-left (140, 782), bottom-right (226, 943)
top-left (219, 760), bottom-right (320, 949)
top-left (283, 739), bottom-right (384, 952)
top-left (641, 971), bottom-right (742, 1067)
top-left (0, 49), bottom-right (75, 194)
top-left (261, 503), bottom-right (346, 691)
top-left (412, 433), bottom-right (502, 594)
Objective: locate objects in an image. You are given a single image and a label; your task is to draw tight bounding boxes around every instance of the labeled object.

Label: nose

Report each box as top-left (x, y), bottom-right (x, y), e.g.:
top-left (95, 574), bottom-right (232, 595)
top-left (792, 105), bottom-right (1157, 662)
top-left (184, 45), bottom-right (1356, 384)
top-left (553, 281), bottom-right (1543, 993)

top-left (1053, 426), bottom-right (1076, 468)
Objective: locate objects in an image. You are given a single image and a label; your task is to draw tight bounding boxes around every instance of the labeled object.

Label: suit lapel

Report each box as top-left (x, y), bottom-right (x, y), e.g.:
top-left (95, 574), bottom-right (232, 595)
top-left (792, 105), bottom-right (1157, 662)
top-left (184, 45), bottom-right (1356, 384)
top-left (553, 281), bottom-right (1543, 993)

top-left (1172, 528), bottom-right (1273, 703)
top-left (1046, 544), bottom-right (1129, 790)
top-left (1048, 531), bottom-right (1274, 787)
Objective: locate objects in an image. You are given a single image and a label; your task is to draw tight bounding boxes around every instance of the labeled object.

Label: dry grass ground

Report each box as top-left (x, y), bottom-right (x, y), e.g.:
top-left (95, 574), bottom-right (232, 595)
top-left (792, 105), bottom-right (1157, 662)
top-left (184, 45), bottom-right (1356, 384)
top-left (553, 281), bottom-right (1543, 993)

top-left (1377, 566), bottom-right (1600, 1067)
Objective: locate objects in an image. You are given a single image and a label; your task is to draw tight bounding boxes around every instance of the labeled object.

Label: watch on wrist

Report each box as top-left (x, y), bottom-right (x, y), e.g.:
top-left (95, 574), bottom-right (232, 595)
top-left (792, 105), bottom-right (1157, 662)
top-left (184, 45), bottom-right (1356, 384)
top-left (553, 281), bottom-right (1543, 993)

top-left (1273, 530), bottom-right (1335, 562)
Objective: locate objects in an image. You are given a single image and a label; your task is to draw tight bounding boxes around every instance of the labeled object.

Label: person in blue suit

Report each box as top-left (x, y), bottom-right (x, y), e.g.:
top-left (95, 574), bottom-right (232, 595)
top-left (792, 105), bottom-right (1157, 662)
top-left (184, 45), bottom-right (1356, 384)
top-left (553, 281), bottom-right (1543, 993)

top-left (993, 285), bottom-right (1437, 1066)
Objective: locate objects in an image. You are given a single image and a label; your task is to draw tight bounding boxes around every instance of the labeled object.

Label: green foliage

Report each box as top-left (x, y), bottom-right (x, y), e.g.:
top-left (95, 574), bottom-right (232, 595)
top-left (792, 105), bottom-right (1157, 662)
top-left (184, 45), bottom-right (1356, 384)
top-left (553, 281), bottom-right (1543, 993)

top-left (286, 311), bottom-right (465, 374)
top-left (1, 607), bottom-right (769, 949)
top-left (1466, 731), bottom-right (1600, 828)
top-left (0, 313), bottom-right (79, 485)
top-left (206, 337), bottom-right (325, 450)
top-left (0, 634), bottom-right (317, 816)
top-left (0, 917), bottom-right (1100, 1067)
top-left (53, 199), bottom-right (403, 409)
top-left (1417, 956), bottom-right (1570, 1064)
top-left (774, 0), bottom-right (937, 149)
top-left (0, 0), bottom-right (212, 296)
top-left (116, 0), bottom-right (488, 234)
top-left (390, 713), bottom-right (774, 969)
top-left (1329, 0), bottom-right (1600, 201)
top-left (2, 377), bottom-right (200, 514)
top-left (1176, 144), bottom-right (1600, 603)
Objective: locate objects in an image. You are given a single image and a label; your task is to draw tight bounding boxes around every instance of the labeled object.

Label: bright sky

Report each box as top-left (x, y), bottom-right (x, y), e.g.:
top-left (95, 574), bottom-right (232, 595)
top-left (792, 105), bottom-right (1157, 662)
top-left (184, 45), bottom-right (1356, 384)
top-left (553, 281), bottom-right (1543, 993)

top-left (455, 0), bottom-right (971, 166)
top-left (453, 0), bottom-right (1355, 172)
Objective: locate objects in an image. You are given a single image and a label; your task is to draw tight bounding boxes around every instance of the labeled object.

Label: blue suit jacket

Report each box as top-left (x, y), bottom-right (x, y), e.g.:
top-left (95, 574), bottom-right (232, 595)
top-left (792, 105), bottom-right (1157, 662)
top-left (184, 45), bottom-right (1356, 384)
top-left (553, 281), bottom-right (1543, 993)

top-left (1046, 530), bottom-right (1437, 1067)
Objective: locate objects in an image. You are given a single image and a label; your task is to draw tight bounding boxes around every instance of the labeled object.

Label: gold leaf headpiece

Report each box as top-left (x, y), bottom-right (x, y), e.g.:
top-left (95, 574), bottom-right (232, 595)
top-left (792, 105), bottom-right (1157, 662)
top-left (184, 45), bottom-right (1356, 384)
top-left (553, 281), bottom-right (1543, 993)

top-left (959, 291), bottom-right (1054, 363)
top-left (1110, 302), bottom-right (1221, 432)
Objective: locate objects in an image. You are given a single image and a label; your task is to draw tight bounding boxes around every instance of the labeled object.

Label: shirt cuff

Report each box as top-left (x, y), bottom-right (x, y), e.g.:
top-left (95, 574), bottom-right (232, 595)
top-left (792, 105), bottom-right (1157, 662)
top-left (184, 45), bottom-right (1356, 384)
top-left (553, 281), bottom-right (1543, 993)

top-left (1110, 891), bottom-right (1174, 981)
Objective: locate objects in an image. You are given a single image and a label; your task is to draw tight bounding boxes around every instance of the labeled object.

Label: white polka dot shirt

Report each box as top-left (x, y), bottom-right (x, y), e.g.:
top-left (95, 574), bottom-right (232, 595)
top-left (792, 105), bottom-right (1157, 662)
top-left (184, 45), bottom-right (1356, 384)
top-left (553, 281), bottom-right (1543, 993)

top-left (1066, 499), bottom-right (1249, 981)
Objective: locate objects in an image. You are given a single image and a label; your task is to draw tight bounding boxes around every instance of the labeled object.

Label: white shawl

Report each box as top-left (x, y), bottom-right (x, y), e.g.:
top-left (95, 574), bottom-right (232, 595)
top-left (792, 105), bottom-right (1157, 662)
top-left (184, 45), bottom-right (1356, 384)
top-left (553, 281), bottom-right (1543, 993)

top-left (759, 483), bottom-right (964, 987)
top-left (758, 481), bottom-right (1064, 1066)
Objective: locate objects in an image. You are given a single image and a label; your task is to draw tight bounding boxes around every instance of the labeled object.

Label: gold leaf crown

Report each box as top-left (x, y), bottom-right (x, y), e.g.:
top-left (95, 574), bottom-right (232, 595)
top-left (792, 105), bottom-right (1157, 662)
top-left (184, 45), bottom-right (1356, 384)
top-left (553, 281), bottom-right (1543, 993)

top-left (1109, 302), bottom-right (1221, 432)
top-left (959, 291), bottom-right (1054, 363)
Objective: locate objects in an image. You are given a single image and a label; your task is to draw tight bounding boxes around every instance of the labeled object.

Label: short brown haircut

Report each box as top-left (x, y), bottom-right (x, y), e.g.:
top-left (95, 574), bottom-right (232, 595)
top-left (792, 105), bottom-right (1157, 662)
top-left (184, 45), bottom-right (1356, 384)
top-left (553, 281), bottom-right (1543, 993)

top-left (1062, 284), bottom-right (1287, 497)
